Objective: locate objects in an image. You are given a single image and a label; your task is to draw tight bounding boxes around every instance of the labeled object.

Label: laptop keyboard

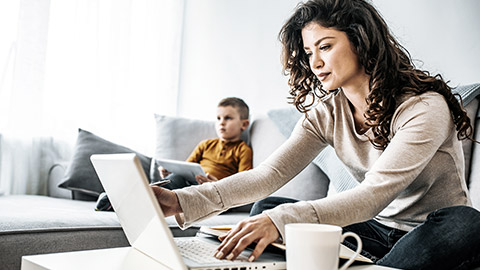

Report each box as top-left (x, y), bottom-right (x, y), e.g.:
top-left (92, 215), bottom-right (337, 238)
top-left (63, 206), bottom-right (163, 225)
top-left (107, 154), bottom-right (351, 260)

top-left (175, 238), bottom-right (249, 264)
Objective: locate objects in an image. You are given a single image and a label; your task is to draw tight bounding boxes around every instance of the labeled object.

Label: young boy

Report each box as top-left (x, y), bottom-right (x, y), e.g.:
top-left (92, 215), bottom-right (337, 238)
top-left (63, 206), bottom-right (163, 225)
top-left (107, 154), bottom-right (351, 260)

top-left (95, 97), bottom-right (252, 211)
top-left (160, 97), bottom-right (253, 189)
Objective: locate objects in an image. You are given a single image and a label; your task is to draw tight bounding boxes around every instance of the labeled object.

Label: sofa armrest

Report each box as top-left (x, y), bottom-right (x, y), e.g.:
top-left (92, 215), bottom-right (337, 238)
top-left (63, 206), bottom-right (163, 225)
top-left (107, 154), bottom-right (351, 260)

top-left (47, 162), bottom-right (72, 199)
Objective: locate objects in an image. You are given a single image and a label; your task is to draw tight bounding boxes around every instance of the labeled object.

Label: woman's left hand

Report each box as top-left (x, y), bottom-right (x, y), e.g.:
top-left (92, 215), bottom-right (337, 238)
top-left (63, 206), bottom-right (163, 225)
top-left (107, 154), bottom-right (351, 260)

top-left (214, 213), bottom-right (280, 262)
top-left (195, 173), bottom-right (218, 184)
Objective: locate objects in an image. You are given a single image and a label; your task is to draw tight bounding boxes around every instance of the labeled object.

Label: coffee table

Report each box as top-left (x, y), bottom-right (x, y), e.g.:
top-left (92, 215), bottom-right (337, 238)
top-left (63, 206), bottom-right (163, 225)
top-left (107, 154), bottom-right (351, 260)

top-left (21, 246), bottom-right (400, 270)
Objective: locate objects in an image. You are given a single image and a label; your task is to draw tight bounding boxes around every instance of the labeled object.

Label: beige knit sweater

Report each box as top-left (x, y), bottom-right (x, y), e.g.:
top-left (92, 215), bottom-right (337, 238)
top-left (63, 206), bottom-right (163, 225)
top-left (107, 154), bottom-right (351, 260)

top-left (175, 90), bottom-right (471, 241)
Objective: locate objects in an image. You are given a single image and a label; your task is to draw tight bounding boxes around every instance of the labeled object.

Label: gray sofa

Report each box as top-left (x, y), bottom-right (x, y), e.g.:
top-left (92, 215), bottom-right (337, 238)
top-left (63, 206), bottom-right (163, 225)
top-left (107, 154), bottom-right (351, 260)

top-left (1, 86), bottom-right (480, 269)
top-left (0, 112), bottom-right (328, 270)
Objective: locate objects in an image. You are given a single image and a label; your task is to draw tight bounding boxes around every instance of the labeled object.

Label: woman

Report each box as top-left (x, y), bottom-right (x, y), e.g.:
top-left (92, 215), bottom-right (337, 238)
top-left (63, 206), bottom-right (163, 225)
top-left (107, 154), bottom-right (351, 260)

top-left (153, 0), bottom-right (480, 269)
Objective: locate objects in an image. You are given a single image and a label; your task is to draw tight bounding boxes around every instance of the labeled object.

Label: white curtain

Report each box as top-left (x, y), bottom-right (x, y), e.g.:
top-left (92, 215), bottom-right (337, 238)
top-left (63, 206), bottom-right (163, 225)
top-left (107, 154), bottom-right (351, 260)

top-left (0, 0), bottom-right (184, 195)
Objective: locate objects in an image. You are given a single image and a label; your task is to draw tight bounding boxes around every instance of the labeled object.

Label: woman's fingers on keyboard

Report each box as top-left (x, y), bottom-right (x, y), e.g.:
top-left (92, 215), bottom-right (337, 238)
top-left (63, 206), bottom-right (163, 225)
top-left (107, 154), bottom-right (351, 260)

top-left (249, 238), bottom-right (271, 262)
top-left (227, 231), bottom-right (257, 261)
top-left (214, 226), bottom-right (240, 259)
top-left (215, 214), bottom-right (280, 261)
top-left (215, 220), bottom-right (250, 259)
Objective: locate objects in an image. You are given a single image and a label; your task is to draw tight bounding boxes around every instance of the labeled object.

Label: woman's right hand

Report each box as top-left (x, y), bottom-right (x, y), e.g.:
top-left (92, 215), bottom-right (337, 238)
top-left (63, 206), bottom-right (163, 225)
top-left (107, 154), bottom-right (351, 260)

top-left (151, 186), bottom-right (182, 217)
top-left (214, 213), bottom-right (280, 262)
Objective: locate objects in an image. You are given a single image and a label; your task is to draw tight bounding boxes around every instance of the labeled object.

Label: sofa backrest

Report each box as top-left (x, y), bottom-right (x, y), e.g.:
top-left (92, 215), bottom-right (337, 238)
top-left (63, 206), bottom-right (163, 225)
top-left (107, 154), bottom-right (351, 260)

top-left (153, 113), bottom-right (330, 202)
top-left (48, 100), bottom-right (480, 210)
top-left (154, 114), bottom-right (249, 161)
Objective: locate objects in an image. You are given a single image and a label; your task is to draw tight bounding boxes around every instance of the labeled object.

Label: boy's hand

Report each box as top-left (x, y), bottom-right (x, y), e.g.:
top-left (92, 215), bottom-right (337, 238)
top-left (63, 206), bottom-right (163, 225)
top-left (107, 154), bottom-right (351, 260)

top-left (195, 173), bottom-right (218, 184)
top-left (151, 186), bottom-right (182, 216)
top-left (158, 166), bottom-right (171, 179)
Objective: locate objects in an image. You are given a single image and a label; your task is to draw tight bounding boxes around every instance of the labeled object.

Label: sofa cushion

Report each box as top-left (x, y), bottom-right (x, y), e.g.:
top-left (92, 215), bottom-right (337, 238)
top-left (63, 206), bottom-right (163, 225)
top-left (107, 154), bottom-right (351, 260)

top-left (0, 195), bottom-right (120, 231)
top-left (58, 129), bottom-right (158, 200)
top-left (0, 195), bottom-right (247, 234)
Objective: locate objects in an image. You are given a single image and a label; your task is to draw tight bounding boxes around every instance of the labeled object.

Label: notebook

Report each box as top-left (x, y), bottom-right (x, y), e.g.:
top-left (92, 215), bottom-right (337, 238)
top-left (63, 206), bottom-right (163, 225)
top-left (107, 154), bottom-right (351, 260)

top-left (90, 153), bottom-right (286, 270)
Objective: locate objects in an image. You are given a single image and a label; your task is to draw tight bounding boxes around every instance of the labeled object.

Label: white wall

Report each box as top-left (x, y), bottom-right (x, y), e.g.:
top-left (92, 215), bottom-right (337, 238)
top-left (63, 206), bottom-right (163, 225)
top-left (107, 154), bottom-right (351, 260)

top-left (177, 0), bottom-right (480, 120)
top-left (177, 0), bottom-right (299, 120)
top-left (373, 0), bottom-right (480, 86)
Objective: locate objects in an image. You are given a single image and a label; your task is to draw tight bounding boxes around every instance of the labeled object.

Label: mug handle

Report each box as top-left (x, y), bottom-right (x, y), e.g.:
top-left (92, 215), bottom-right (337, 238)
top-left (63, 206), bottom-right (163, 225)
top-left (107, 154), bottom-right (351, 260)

top-left (339, 232), bottom-right (363, 270)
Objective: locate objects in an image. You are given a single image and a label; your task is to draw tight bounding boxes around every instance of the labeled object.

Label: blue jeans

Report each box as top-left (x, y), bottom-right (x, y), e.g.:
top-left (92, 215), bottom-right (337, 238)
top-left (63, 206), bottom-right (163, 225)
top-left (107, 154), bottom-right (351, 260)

top-left (250, 196), bottom-right (480, 270)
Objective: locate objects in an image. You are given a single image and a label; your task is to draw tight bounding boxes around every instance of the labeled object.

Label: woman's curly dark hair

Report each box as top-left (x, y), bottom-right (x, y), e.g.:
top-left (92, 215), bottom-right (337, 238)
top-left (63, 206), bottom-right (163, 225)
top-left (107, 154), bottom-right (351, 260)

top-left (279, 0), bottom-right (472, 149)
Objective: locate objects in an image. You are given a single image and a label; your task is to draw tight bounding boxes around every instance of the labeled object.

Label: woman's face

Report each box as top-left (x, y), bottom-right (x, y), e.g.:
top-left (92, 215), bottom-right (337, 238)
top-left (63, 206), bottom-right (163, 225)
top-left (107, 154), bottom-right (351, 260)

top-left (302, 22), bottom-right (366, 91)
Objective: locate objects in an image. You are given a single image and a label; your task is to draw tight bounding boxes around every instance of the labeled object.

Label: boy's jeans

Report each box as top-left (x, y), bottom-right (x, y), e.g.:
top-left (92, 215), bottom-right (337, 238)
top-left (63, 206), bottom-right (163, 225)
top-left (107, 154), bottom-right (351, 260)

top-left (250, 197), bottom-right (480, 270)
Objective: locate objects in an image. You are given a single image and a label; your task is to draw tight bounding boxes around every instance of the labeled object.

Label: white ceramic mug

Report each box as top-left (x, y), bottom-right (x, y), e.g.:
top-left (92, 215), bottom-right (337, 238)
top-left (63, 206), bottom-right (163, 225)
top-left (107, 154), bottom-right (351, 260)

top-left (285, 223), bottom-right (362, 270)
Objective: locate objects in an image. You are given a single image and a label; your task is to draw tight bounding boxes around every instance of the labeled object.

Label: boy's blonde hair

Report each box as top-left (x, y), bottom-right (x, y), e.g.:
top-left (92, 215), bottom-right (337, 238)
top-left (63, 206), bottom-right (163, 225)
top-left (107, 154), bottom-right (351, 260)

top-left (218, 97), bottom-right (249, 120)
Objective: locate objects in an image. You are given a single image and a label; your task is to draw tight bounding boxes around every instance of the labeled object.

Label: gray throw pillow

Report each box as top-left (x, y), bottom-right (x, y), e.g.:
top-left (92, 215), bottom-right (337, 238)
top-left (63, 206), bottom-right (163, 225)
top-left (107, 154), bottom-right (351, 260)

top-left (154, 114), bottom-right (217, 160)
top-left (452, 83), bottom-right (480, 106)
top-left (58, 129), bottom-right (159, 200)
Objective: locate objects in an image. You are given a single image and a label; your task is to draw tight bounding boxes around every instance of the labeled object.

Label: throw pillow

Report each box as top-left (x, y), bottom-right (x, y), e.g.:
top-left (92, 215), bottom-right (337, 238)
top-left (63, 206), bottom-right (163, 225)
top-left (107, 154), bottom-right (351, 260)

top-left (58, 129), bottom-right (159, 200)
top-left (154, 114), bottom-right (217, 160)
top-left (452, 83), bottom-right (480, 182)
top-left (266, 107), bottom-right (302, 138)
top-left (452, 83), bottom-right (480, 106)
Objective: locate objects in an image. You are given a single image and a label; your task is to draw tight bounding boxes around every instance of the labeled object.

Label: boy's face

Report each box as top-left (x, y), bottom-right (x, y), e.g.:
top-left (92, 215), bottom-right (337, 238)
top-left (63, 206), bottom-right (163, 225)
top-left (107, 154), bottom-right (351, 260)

top-left (216, 105), bottom-right (249, 142)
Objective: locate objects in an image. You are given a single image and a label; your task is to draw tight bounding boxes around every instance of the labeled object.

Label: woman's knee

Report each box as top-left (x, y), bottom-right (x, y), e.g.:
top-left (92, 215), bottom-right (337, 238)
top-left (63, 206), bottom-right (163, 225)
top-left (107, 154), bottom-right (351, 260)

top-left (377, 206), bottom-right (480, 269)
top-left (427, 205), bottom-right (480, 227)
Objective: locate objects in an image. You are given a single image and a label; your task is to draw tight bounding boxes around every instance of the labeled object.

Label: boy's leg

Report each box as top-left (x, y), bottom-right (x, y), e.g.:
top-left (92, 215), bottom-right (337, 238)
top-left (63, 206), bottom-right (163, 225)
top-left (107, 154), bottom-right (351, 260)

top-left (377, 205), bottom-right (480, 270)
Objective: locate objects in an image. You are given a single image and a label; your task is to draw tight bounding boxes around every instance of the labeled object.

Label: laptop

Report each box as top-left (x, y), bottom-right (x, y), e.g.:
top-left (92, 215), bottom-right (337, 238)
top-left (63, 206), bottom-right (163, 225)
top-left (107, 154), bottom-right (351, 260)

top-left (90, 153), bottom-right (286, 270)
